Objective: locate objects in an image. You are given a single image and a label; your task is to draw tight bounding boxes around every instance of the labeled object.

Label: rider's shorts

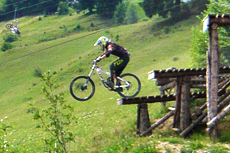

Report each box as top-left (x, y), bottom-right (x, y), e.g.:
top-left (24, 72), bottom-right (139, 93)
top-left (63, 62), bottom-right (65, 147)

top-left (110, 56), bottom-right (130, 76)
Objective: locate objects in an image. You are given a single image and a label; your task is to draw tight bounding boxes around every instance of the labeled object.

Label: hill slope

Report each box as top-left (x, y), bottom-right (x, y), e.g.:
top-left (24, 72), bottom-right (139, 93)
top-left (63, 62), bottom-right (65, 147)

top-left (1, 12), bottom-right (229, 152)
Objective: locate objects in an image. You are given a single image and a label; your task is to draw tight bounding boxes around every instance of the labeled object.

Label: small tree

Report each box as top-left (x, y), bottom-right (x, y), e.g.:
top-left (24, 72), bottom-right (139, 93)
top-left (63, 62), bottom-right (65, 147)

top-left (125, 3), bottom-right (139, 24)
top-left (57, 2), bottom-right (69, 15)
top-left (190, 0), bottom-right (230, 67)
top-left (29, 70), bottom-right (76, 152)
top-left (190, 26), bottom-right (208, 67)
top-left (78, 0), bottom-right (95, 14)
top-left (96, 0), bottom-right (122, 18)
top-left (114, 1), bottom-right (129, 25)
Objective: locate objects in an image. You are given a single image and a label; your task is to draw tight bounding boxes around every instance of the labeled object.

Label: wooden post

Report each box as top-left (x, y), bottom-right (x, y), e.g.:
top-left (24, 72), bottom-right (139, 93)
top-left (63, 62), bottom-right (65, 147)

top-left (180, 76), bottom-right (191, 131)
top-left (173, 77), bottom-right (182, 128)
top-left (137, 104), bottom-right (141, 134)
top-left (207, 23), bottom-right (220, 139)
top-left (137, 103), bottom-right (151, 136)
top-left (160, 89), bottom-right (166, 106)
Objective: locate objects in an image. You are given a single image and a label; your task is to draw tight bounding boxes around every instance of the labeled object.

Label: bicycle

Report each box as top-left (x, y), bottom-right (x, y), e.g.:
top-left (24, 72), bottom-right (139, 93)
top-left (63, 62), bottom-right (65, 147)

top-left (6, 20), bottom-right (18, 29)
top-left (70, 60), bottom-right (141, 101)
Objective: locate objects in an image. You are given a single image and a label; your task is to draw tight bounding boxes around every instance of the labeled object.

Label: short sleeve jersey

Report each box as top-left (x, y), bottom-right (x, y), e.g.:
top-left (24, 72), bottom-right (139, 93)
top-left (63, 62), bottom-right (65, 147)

top-left (105, 42), bottom-right (128, 58)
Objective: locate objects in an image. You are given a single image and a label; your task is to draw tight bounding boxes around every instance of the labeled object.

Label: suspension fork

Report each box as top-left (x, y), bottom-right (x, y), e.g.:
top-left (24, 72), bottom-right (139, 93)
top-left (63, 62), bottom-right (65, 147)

top-left (84, 64), bottom-right (96, 86)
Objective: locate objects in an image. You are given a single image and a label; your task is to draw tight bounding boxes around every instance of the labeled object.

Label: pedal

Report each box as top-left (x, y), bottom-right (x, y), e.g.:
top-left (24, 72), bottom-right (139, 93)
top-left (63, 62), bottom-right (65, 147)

top-left (115, 87), bottom-right (123, 92)
top-left (107, 87), bottom-right (114, 91)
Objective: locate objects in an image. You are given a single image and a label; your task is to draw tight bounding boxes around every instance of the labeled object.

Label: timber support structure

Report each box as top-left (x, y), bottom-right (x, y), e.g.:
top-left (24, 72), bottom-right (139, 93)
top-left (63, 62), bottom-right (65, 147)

top-left (117, 15), bottom-right (230, 139)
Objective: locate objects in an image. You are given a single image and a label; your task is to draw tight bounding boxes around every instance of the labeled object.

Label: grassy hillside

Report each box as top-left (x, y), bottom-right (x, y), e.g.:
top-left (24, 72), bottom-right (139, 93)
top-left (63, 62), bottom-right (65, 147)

top-left (0, 6), bottom-right (230, 152)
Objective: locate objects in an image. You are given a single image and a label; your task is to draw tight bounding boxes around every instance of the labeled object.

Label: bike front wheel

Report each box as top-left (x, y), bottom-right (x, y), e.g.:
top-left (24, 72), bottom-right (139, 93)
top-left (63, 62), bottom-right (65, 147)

top-left (117, 73), bottom-right (141, 98)
top-left (70, 76), bottom-right (95, 101)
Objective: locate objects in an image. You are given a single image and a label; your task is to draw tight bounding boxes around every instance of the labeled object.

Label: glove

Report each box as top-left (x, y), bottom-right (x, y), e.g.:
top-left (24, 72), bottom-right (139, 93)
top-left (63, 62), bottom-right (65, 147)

top-left (96, 57), bottom-right (101, 62)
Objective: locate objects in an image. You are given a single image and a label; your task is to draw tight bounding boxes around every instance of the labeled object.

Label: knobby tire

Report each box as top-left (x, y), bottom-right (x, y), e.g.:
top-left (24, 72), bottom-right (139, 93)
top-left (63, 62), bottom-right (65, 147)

top-left (70, 76), bottom-right (95, 101)
top-left (117, 73), bottom-right (141, 98)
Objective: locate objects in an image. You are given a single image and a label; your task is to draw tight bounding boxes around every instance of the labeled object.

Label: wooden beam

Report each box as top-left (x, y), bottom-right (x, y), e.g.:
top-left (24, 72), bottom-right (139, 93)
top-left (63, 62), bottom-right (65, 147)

top-left (117, 91), bottom-right (207, 105)
top-left (180, 92), bottom-right (230, 137)
top-left (117, 95), bottom-right (176, 105)
top-left (207, 104), bottom-right (230, 129)
top-left (160, 81), bottom-right (176, 90)
top-left (180, 111), bottom-right (207, 137)
top-left (117, 80), bottom-right (230, 106)
top-left (148, 66), bottom-right (230, 79)
top-left (140, 110), bottom-right (175, 136)
top-left (209, 14), bottom-right (230, 27)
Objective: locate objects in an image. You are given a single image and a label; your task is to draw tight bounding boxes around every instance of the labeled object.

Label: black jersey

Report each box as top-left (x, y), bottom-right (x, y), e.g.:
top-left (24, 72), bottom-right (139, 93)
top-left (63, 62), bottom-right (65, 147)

top-left (105, 42), bottom-right (129, 58)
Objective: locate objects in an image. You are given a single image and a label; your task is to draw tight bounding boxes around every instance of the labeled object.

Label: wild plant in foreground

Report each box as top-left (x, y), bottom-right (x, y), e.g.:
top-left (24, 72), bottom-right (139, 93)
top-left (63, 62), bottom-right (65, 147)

top-left (29, 70), bottom-right (76, 152)
top-left (0, 118), bottom-right (12, 152)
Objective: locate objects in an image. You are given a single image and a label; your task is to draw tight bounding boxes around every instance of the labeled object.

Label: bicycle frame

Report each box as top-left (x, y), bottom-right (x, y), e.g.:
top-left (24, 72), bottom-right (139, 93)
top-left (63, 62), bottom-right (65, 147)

top-left (87, 62), bottom-right (130, 89)
top-left (10, 20), bottom-right (18, 27)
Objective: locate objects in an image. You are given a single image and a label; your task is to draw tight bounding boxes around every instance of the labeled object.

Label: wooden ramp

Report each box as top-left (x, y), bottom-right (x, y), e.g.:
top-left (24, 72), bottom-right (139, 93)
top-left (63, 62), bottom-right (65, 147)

top-left (117, 65), bottom-right (230, 136)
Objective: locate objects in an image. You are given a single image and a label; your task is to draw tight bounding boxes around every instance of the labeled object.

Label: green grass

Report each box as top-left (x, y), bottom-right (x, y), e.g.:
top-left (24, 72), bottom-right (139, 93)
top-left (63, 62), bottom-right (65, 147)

top-left (0, 8), bottom-right (230, 152)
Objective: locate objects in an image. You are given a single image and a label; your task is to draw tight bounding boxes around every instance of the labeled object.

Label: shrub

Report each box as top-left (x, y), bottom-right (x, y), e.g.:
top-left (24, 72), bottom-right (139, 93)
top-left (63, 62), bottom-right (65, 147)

top-left (73, 24), bottom-right (82, 31)
top-left (33, 66), bottom-right (43, 78)
top-left (172, 56), bottom-right (179, 61)
top-left (90, 22), bottom-right (94, 27)
top-left (68, 7), bottom-right (75, 15)
top-left (3, 34), bottom-right (18, 43)
top-left (163, 26), bottom-right (170, 34)
top-left (115, 35), bottom-right (119, 41)
top-left (1, 42), bottom-right (13, 52)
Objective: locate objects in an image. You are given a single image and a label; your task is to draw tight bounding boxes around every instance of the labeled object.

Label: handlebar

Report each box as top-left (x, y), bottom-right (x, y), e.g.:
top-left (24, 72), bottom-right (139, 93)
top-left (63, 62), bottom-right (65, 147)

top-left (93, 60), bottom-right (98, 64)
top-left (93, 57), bottom-right (101, 64)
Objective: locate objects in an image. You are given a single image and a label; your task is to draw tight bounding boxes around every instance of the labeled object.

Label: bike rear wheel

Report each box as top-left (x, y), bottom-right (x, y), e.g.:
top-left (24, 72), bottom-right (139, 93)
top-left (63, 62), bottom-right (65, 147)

top-left (6, 24), bottom-right (11, 29)
top-left (70, 76), bottom-right (95, 101)
top-left (117, 73), bottom-right (141, 98)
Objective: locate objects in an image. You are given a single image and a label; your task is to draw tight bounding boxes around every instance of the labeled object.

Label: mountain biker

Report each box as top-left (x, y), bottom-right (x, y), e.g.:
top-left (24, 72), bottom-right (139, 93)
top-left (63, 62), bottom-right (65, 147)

top-left (10, 24), bottom-right (21, 37)
top-left (94, 36), bottom-right (130, 90)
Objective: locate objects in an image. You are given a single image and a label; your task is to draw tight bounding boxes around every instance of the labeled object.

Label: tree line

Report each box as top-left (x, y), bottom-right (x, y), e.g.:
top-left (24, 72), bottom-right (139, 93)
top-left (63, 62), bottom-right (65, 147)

top-left (0, 0), bottom-right (123, 21)
top-left (0, 0), bottom-right (208, 22)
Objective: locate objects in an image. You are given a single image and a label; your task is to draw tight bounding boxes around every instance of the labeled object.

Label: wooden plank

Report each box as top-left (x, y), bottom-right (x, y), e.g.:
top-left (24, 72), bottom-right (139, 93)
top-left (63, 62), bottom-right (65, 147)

top-left (117, 91), bottom-right (208, 105)
top-left (148, 66), bottom-right (230, 79)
